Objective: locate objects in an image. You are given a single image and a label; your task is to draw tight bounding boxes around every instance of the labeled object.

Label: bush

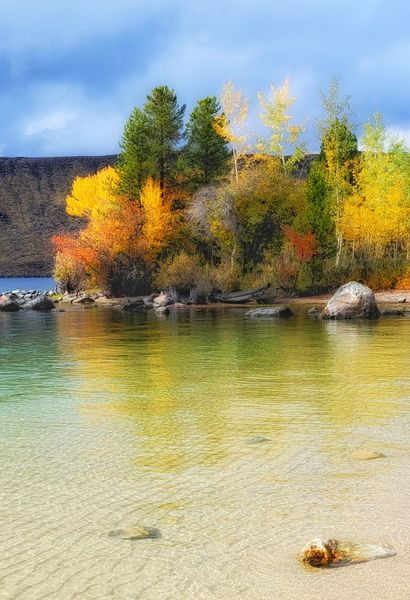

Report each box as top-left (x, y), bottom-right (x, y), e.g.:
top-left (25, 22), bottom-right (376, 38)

top-left (54, 253), bottom-right (85, 293)
top-left (209, 260), bottom-right (241, 293)
top-left (155, 252), bottom-right (208, 294)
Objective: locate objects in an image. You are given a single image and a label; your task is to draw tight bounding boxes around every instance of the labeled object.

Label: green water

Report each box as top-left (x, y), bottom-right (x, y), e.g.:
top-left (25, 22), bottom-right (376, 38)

top-left (1, 306), bottom-right (410, 599)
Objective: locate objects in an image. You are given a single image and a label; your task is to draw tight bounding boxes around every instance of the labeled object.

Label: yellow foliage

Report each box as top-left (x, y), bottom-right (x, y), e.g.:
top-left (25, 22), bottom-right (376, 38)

top-left (66, 166), bottom-right (120, 218)
top-left (257, 78), bottom-right (305, 167)
top-left (140, 178), bottom-right (175, 263)
top-left (341, 150), bottom-right (410, 253)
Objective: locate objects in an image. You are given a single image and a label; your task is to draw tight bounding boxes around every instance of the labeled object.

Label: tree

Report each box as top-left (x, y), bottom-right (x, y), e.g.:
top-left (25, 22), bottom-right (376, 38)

top-left (341, 114), bottom-right (410, 264)
top-left (319, 77), bottom-right (358, 266)
top-left (306, 159), bottom-right (335, 257)
top-left (214, 80), bottom-right (249, 183)
top-left (143, 85), bottom-right (185, 192)
top-left (116, 86), bottom-right (185, 198)
top-left (117, 107), bottom-right (151, 198)
top-left (257, 78), bottom-right (305, 172)
top-left (53, 169), bottom-right (178, 295)
top-left (185, 96), bottom-right (230, 187)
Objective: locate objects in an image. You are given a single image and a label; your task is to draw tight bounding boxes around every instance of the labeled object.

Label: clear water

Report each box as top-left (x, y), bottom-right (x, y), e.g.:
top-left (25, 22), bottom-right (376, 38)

top-left (0, 277), bottom-right (56, 293)
top-left (1, 306), bottom-right (410, 599)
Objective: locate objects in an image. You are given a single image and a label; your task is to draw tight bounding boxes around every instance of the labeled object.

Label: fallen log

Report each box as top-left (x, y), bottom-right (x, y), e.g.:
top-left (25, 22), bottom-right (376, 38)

top-left (216, 283), bottom-right (271, 304)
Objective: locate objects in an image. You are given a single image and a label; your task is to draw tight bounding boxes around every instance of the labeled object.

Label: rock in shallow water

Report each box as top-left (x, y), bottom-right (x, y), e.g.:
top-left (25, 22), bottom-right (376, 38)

top-left (246, 436), bottom-right (271, 444)
top-left (350, 450), bottom-right (386, 461)
top-left (381, 308), bottom-right (405, 317)
top-left (298, 538), bottom-right (395, 568)
top-left (108, 526), bottom-right (161, 540)
top-left (24, 295), bottom-right (55, 311)
top-left (244, 306), bottom-right (293, 319)
top-left (0, 296), bottom-right (20, 312)
top-left (321, 281), bottom-right (380, 320)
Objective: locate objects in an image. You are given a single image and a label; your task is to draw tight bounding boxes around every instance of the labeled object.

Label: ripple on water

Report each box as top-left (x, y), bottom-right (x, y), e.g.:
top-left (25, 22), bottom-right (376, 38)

top-left (1, 306), bottom-right (410, 599)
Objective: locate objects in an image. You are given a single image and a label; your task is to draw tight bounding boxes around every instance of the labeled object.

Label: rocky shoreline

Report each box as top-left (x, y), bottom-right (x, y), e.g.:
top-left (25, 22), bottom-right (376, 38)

top-left (2, 282), bottom-right (410, 315)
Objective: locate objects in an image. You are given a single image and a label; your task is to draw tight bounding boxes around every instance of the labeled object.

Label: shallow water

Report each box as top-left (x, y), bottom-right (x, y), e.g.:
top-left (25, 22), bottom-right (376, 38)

top-left (1, 306), bottom-right (410, 599)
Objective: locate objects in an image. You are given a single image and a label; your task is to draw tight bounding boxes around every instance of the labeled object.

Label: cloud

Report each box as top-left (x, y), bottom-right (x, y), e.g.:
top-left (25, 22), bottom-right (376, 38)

top-left (1, 0), bottom-right (410, 155)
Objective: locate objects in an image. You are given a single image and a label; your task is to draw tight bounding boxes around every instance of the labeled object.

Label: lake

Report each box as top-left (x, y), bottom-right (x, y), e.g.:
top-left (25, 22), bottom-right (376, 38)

top-left (1, 305), bottom-right (410, 599)
top-left (0, 277), bottom-right (56, 293)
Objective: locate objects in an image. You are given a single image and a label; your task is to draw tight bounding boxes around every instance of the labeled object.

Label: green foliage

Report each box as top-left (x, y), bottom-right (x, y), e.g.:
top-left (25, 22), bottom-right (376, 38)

top-left (155, 252), bottom-right (207, 293)
top-left (305, 159), bottom-right (335, 258)
top-left (117, 86), bottom-right (185, 197)
top-left (185, 96), bottom-right (230, 188)
top-left (117, 107), bottom-right (151, 198)
top-left (144, 86), bottom-right (186, 191)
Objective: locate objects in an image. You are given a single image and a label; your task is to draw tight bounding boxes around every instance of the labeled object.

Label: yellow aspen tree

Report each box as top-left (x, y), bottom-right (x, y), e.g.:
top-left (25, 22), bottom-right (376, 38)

top-left (66, 166), bottom-right (120, 219)
top-left (214, 80), bottom-right (249, 183)
top-left (319, 77), bottom-right (358, 266)
top-left (257, 78), bottom-right (305, 172)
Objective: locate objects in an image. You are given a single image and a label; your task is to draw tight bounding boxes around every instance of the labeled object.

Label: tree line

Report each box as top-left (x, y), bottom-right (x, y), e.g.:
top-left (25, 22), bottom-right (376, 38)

top-left (53, 77), bottom-right (410, 297)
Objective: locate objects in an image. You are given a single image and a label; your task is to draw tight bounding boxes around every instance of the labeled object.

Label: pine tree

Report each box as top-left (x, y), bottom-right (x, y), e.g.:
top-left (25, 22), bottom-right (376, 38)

top-left (185, 96), bottom-right (230, 187)
top-left (143, 86), bottom-right (185, 192)
top-left (117, 86), bottom-right (185, 198)
top-left (117, 107), bottom-right (151, 199)
top-left (306, 159), bottom-right (335, 258)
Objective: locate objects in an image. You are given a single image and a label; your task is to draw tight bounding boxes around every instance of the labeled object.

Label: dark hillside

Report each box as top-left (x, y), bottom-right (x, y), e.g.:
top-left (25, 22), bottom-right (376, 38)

top-left (0, 155), bottom-right (116, 276)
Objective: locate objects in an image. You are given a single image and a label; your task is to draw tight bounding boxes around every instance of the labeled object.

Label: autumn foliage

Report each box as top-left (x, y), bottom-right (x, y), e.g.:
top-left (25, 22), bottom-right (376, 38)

top-left (53, 81), bottom-right (410, 297)
top-left (53, 168), bottom-right (176, 295)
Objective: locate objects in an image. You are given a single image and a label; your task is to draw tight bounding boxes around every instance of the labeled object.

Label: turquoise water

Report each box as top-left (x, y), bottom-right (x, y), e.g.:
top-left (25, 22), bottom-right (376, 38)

top-left (1, 305), bottom-right (410, 599)
top-left (0, 277), bottom-right (56, 293)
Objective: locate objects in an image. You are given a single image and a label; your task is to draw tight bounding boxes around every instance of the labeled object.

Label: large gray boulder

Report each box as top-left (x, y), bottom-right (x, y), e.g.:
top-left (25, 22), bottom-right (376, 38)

top-left (0, 295), bottom-right (20, 312)
top-left (245, 306), bottom-right (293, 319)
top-left (321, 282), bottom-right (380, 320)
top-left (24, 295), bottom-right (55, 311)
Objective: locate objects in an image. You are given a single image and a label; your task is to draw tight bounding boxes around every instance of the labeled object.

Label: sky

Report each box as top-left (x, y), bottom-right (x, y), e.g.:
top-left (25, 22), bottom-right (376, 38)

top-left (1, 0), bottom-right (410, 156)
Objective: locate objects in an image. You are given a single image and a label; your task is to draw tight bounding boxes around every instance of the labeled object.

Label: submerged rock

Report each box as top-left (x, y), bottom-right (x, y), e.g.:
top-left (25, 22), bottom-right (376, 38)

top-left (246, 436), bottom-right (271, 444)
top-left (154, 306), bottom-right (170, 315)
top-left (381, 309), bottom-right (405, 317)
top-left (350, 450), bottom-right (386, 461)
top-left (108, 526), bottom-right (161, 540)
top-left (298, 538), bottom-right (395, 568)
top-left (321, 282), bottom-right (380, 320)
top-left (244, 306), bottom-right (293, 319)
top-left (307, 307), bottom-right (321, 317)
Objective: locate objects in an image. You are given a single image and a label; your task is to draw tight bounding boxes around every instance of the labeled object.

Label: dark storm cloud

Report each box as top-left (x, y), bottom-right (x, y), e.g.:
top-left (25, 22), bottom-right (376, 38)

top-left (1, 0), bottom-right (410, 155)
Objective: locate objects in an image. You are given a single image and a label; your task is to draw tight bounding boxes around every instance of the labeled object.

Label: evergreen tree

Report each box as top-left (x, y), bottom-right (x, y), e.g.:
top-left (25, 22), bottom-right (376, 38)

top-left (306, 159), bottom-right (335, 258)
top-left (143, 86), bottom-right (185, 191)
top-left (117, 107), bottom-right (151, 199)
top-left (117, 86), bottom-right (185, 198)
top-left (185, 96), bottom-right (230, 187)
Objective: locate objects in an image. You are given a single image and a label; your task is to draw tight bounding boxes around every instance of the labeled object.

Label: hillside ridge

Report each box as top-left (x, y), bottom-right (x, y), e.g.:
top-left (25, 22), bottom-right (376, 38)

top-left (0, 155), bottom-right (117, 276)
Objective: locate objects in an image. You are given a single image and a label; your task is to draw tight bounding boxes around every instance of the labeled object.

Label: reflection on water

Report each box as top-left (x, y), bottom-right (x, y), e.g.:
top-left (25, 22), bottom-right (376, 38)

top-left (1, 306), bottom-right (410, 599)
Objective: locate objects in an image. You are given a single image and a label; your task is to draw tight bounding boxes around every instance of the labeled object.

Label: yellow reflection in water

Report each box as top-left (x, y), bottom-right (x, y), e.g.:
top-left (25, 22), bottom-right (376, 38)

top-left (56, 308), bottom-right (410, 473)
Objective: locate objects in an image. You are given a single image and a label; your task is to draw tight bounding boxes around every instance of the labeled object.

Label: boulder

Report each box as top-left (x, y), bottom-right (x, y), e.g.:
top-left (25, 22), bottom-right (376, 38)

top-left (381, 308), bottom-right (405, 317)
top-left (24, 295), bottom-right (55, 311)
top-left (153, 291), bottom-right (173, 308)
top-left (320, 282), bottom-right (380, 320)
top-left (0, 295), bottom-right (20, 312)
top-left (244, 306), bottom-right (294, 319)
top-left (72, 295), bottom-right (95, 304)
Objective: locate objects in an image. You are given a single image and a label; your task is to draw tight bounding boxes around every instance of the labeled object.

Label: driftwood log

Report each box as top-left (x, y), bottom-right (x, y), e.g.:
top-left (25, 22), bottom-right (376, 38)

top-left (215, 283), bottom-right (271, 304)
